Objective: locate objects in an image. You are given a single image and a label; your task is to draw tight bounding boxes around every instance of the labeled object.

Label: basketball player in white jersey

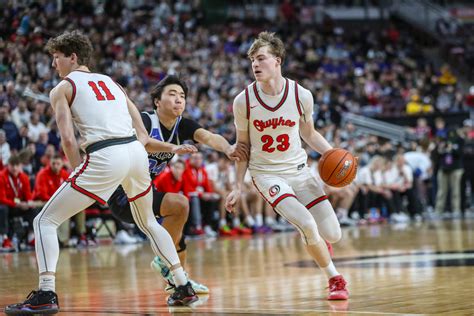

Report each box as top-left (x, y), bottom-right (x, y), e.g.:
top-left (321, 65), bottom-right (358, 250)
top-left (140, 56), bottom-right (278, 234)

top-left (225, 32), bottom-right (349, 300)
top-left (5, 31), bottom-right (197, 315)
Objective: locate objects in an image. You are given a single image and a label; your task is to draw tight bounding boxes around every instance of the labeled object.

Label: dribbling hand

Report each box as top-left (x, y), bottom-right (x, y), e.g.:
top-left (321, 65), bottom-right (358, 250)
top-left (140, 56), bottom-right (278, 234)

top-left (225, 189), bottom-right (241, 213)
top-left (172, 144), bottom-right (198, 155)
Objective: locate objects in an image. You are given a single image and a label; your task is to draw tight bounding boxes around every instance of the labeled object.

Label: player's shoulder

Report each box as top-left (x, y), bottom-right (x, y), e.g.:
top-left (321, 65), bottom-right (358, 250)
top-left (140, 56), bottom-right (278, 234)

top-left (294, 81), bottom-right (312, 98)
top-left (233, 89), bottom-right (249, 108)
top-left (50, 79), bottom-right (72, 97)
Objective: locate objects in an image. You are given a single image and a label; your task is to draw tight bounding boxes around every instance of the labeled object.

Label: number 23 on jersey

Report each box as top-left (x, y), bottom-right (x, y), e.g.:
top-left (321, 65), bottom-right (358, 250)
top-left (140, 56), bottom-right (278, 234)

top-left (261, 134), bottom-right (290, 153)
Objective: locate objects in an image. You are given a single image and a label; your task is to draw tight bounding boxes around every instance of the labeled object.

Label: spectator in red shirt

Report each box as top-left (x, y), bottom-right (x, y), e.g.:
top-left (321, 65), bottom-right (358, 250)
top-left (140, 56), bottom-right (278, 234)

top-left (0, 154), bottom-right (35, 249)
top-left (182, 152), bottom-right (219, 237)
top-left (153, 159), bottom-right (185, 194)
top-left (33, 154), bottom-right (69, 201)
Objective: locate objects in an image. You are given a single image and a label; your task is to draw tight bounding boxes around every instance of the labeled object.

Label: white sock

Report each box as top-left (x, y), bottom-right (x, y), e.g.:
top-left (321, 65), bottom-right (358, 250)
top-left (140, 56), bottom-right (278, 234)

top-left (171, 267), bottom-right (187, 286)
top-left (320, 261), bottom-right (340, 279)
top-left (219, 218), bottom-right (227, 228)
top-left (233, 217), bottom-right (241, 227)
top-left (39, 274), bottom-right (56, 292)
top-left (245, 215), bottom-right (255, 227)
top-left (266, 216), bottom-right (275, 225)
top-left (255, 214), bottom-right (263, 226)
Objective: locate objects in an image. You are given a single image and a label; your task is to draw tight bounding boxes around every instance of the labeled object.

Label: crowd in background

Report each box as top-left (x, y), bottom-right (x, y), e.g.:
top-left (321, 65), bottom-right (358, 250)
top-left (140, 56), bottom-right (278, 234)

top-left (0, 0), bottom-right (472, 251)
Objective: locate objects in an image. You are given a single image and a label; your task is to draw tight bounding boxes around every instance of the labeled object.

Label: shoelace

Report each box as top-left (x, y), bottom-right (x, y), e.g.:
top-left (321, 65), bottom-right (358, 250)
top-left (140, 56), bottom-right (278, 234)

top-left (330, 278), bottom-right (347, 291)
top-left (23, 290), bottom-right (39, 304)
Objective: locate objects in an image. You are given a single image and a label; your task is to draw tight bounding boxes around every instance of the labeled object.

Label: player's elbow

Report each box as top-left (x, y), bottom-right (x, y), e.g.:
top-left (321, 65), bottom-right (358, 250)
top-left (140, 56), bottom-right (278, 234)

top-left (61, 136), bottom-right (76, 149)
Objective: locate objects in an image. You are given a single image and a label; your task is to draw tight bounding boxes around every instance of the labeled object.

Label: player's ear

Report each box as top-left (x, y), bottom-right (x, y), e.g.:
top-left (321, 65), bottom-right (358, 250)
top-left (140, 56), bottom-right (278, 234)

top-left (70, 53), bottom-right (78, 64)
top-left (275, 57), bottom-right (282, 66)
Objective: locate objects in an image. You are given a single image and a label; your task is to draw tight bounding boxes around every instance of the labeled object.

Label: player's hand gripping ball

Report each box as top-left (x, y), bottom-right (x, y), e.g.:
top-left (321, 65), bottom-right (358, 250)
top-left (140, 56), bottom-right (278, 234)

top-left (318, 148), bottom-right (358, 187)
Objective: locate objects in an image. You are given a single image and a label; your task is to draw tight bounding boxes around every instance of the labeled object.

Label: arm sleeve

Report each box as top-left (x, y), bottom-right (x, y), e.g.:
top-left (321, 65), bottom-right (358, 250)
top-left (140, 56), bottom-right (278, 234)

top-left (298, 86), bottom-right (314, 123)
top-left (179, 118), bottom-right (202, 143)
top-left (233, 91), bottom-right (249, 131)
top-left (140, 112), bottom-right (152, 134)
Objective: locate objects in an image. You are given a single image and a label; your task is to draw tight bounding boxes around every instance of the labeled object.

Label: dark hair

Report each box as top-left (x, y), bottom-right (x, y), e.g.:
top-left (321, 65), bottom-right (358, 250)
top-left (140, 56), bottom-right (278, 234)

top-left (171, 159), bottom-right (185, 166)
top-left (45, 30), bottom-right (93, 66)
top-left (150, 75), bottom-right (188, 109)
top-left (52, 154), bottom-right (63, 160)
top-left (8, 154), bottom-right (22, 166)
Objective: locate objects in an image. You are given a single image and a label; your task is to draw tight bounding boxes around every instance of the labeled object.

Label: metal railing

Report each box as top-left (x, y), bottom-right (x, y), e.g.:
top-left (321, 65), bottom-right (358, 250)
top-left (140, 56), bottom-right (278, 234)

top-left (390, 0), bottom-right (455, 35)
top-left (342, 112), bottom-right (416, 144)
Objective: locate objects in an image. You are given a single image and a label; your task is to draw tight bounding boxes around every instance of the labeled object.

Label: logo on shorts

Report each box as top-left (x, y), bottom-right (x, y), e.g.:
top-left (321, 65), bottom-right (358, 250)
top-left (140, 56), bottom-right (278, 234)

top-left (335, 160), bottom-right (352, 179)
top-left (269, 185), bottom-right (280, 197)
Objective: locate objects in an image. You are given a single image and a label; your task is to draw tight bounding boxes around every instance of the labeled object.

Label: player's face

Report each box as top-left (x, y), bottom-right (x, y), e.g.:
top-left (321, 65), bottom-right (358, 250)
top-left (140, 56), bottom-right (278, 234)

top-left (250, 46), bottom-right (281, 82)
top-left (171, 162), bottom-right (185, 180)
top-left (51, 51), bottom-right (77, 78)
top-left (155, 84), bottom-right (186, 117)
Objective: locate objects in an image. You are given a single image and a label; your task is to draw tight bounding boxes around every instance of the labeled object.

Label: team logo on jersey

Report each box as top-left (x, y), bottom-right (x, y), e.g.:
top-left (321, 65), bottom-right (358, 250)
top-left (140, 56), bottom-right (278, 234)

top-left (335, 160), bottom-right (352, 179)
top-left (253, 117), bottom-right (296, 132)
top-left (269, 185), bottom-right (280, 197)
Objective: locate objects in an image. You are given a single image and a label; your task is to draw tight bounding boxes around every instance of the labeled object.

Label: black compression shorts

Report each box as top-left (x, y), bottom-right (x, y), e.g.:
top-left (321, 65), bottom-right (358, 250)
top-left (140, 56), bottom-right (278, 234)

top-left (108, 185), bottom-right (166, 223)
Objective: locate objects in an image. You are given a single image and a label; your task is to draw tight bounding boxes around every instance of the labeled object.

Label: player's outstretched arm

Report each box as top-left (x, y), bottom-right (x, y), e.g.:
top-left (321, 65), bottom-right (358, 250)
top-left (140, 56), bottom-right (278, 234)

top-left (193, 128), bottom-right (249, 161)
top-left (50, 81), bottom-right (82, 169)
top-left (125, 97), bottom-right (197, 154)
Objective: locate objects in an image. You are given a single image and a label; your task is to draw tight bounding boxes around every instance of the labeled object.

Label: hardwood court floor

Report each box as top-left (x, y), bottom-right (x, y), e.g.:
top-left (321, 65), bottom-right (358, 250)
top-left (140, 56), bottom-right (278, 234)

top-left (1, 219), bottom-right (473, 315)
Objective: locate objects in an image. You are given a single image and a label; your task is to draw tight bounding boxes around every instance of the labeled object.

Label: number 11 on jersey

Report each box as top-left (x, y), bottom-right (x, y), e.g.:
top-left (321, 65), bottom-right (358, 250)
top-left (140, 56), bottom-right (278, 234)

top-left (88, 81), bottom-right (116, 101)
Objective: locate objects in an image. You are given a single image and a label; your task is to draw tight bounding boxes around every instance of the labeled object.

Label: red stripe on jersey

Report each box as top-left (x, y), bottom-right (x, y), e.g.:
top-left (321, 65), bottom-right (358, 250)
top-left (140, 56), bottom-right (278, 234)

top-left (63, 77), bottom-right (76, 107)
top-left (128, 183), bottom-right (152, 202)
top-left (295, 81), bottom-right (303, 116)
top-left (305, 195), bottom-right (328, 209)
top-left (253, 78), bottom-right (289, 112)
top-left (66, 155), bottom-right (106, 205)
top-left (245, 87), bottom-right (250, 120)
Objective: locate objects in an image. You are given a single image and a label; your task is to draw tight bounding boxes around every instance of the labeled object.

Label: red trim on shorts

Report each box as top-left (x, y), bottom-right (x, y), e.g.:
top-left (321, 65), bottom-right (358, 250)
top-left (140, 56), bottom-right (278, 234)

top-left (128, 183), bottom-right (152, 202)
top-left (305, 195), bottom-right (329, 209)
top-left (251, 177), bottom-right (296, 208)
top-left (63, 77), bottom-right (76, 106)
top-left (245, 87), bottom-right (250, 120)
top-left (66, 154), bottom-right (106, 205)
top-left (295, 81), bottom-right (303, 116)
top-left (253, 78), bottom-right (289, 112)
top-left (271, 193), bottom-right (297, 208)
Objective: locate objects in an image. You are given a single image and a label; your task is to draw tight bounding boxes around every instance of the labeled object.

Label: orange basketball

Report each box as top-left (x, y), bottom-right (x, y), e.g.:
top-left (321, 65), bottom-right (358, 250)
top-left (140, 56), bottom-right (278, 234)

top-left (318, 148), bottom-right (357, 187)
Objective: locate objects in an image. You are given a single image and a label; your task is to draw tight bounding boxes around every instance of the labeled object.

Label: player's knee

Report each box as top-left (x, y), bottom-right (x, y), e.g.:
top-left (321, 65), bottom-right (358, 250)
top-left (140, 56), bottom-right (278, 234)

top-left (299, 221), bottom-right (321, 245)
top-left (322, 227), bottom-right (342, 244)
top-left (175, 196), bottom-right (189, 221)
top-left (33, 213), bottom-right (56, 231)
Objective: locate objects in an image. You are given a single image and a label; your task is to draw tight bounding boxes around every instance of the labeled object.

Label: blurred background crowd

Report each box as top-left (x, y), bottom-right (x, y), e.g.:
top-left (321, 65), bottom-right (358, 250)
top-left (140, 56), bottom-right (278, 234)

top-left (0, 0), bottom-right (472, 251)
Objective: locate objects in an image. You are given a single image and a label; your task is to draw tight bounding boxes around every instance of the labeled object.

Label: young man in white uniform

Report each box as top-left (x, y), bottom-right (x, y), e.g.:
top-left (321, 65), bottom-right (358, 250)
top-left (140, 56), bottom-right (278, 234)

top-left (225, 32), bottom-right (349, 300)
top-left (5, 31), bottom-right (197, 315)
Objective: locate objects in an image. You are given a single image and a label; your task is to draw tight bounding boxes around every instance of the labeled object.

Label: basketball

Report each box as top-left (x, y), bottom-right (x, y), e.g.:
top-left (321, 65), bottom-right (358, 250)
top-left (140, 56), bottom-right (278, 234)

top-left (318, 148), bottom-right (357, 187)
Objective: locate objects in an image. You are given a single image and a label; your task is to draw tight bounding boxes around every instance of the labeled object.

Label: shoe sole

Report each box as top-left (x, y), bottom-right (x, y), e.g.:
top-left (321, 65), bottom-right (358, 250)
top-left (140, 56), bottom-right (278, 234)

top-left (168, 295), bottom-right (199, 306)
top-left (5, 307), bottom-right (59, 315)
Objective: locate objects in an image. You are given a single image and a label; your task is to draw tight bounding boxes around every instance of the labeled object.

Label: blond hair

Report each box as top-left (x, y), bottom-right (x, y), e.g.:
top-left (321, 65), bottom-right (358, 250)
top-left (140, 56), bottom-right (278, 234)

top-left (247, 31), bottom-right (285, 63)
